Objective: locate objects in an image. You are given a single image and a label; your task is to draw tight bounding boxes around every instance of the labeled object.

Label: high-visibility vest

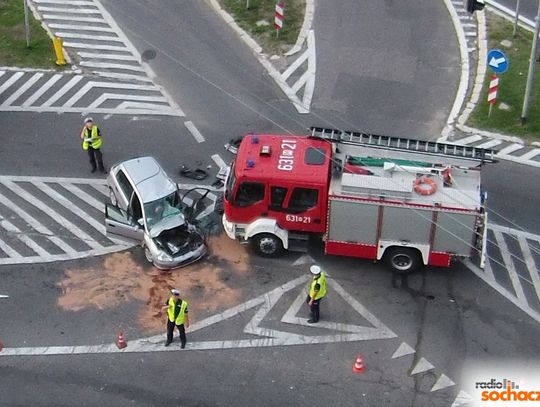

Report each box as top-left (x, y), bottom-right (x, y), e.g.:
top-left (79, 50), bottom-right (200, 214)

top-left (167, 297), bottom-right (188, 325)
top-left (82, 125), bottom-right (102, 150)
top-left (309, 272), bottom-right (327, 300)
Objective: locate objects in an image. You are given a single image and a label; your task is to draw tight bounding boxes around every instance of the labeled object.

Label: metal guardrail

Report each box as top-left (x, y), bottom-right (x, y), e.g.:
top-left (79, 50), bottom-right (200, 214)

top-left (485, 0), bottom-right (535, 32)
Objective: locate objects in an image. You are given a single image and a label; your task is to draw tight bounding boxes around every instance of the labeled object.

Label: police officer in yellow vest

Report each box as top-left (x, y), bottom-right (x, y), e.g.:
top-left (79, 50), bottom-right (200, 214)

top-left (162, 288), bottom-right (190, 347)
top-left (80, 117), bottom-right (106, 174)
top-left (306, 265), bottom-right (327, 324)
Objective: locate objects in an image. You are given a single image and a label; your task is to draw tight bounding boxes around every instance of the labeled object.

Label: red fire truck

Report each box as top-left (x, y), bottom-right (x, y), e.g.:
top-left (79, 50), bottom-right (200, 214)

top-left (222, 127), bottom-right (495, 273)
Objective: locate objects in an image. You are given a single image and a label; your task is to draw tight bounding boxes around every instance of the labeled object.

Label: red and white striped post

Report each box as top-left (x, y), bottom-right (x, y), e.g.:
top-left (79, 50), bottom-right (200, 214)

top-left (274, 2), bottom-right (284, 38)
top-left (487, 74), bottom-right (498, 118)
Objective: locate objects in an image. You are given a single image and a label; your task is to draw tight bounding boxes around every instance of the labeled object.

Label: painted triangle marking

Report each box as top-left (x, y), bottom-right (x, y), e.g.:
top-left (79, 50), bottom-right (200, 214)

top-left (431, 374), bottom-right (456, 392)
top-left (0, 274), bottom-right (397, 357)
top-left (391, 342), bottom-right (415, 359)
top-left (280, 279), bottom-right (397, 340)
top-left (451, 390), bottom-right (473, 407)
top-left (410, 357), bottom-right (435, 375)
top-left (292, 254), bottom-right (315, 266)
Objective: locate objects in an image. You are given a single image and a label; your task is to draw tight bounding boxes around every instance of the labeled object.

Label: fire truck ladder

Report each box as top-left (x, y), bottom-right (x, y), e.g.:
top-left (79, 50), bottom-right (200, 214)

top-left (310, 127), bottom-right (496, 163)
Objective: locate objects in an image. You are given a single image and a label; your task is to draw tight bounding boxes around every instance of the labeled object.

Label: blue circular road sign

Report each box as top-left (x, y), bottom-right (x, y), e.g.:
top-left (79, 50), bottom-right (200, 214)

top-left (487, 49), bottom-right (509, 74)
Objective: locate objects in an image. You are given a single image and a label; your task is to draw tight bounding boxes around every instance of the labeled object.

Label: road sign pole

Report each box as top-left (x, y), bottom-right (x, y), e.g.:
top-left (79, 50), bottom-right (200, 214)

top-left (23, 0), bottom-right (31, 48)
top-left (513, 0), bottom-right (521, 38)
top-left (520, 0), bottom-right (540, 125)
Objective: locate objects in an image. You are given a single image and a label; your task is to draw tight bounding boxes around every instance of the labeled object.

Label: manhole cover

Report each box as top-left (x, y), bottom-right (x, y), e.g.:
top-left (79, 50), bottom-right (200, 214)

top-left (141, 49), bottom-right (157, 62)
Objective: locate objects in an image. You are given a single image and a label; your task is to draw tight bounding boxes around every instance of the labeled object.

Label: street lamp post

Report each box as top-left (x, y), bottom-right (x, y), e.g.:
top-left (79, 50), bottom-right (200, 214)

top-left (23, 0), bottom-right (31, 47)
top-left (520, 0), bottom-right (540, 125)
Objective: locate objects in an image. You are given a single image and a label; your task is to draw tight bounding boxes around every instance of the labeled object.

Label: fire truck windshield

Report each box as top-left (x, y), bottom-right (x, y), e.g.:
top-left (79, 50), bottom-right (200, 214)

top-left (225, 161), bottom-right (236, 203)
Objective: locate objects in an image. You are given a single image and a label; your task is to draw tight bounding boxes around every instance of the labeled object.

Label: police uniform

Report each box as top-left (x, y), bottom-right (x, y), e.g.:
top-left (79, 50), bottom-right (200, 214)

top-left (81, 118), bottom-right (105, 173)
top-left (306, 265), bottom-right (327, 323)
top-left (165, 291), bottom-right (189, 348)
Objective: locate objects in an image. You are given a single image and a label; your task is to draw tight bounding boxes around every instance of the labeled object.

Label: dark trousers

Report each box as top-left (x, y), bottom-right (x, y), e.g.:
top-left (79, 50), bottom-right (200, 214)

top-left (166, 319), bottom-right (186, 346)
top-left (306, 295), bottom-right (321, 322)
top-left (87, 146), bottom-right (104, 171)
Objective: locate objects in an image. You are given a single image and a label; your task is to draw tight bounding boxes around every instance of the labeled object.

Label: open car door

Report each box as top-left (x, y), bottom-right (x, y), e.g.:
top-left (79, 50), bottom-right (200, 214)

top-left (104, 204), bottom-right (144, 244)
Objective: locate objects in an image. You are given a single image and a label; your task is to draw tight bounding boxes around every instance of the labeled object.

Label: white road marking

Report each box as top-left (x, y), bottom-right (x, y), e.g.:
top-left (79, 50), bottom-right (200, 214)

top-left (518, 235), bottom-right (540, 302)
top-left (391, 342), bottom-right (415, 359)
top-left (53, 32), bottom-right (123, 42)
top-left (302, 30), bottom-right (316, 109)
top-left (0, 275), bottom-right (398, 356)
top-left (63, 81), bottom-right (159, 108)
top-left (79, 62), bottom-right (145, 72)
top-left (410, 357), bottom-right (435, 375)
top-left (211, 154), bottom-right (227, 169)
top-left (33, 0), bottom-right (95, 4)
top-left (492, 229), bottom-right (527, 303)
top-left (42, 15), bottom-right (105, 23)
top-left (291, 71), bottom-right (308, 93)
top-left (60, 183), bottom-right (104, 211)
top-left (1, 73), bottom-right (43, 106)
top-left (497, 143), bottom-right (523, 156)
top-left (0, 295), bottom-right (9, 299)
top-left (88, 93), bottom-right (167, 109)
top-left (292, 254), bottom-right (315, 266)
top-left (0, 72), bottom-right (24, 96)
top-left (33, 182), bottom-right (106, 235)
top-left (0, 216), bottom-right (50, 257)
top-left (0, 191), bottom-right (77, 254)
top-left (21, 74), bottom-right (62, 107)
top-left (184, 121), bottom-right (205, 143)
top-left (281, 48), bottom-right (309, 81)
top-left (35, 7), bottom-right (101, 14)
top-left (431, 374), bottom-right (456, 392)
top-left (452, 135), bottom-right (482, 145)
top-left (48, 24), bottom-right (113, 32)
top-left (92, 71), bottom-right (152, 83)
top-left (451, 390), bottom-right (474, 407)
top-left (475, 139), bottom-right (502, 149)
top-left (63, 42), bottom-right (131, 51)
top-left (518, 149), bottom-right (540, 161)
top-left (77, 52), bottom-right (137, 61)
top-left (0, 238), bottom-right (23, 258)
top-left (1, 180), bottom-right (102, 250)
top-left (41, 76), bottom-right (84, 107)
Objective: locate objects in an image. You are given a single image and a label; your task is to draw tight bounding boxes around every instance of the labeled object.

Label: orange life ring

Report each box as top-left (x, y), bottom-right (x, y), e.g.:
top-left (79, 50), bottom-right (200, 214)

top-left (413, 176), bottom-right (437, 196)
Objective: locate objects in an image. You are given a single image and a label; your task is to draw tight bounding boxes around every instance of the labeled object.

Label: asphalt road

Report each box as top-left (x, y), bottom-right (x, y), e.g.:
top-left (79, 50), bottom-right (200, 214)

top-left (1, 0), bottom-right (540, 406)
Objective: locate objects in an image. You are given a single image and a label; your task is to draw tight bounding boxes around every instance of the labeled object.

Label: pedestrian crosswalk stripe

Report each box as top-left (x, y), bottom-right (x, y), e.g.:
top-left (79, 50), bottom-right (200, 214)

top-left (0, 191), bottom-right (78, 254)
top-left (0, 216), bottom-right (51, 257)
top-left (33, 0), bottom-right (95, 4)
top-left (497, 143), bottom-right (523, 155)
top-left (35, 6), bottom-right (101, 14)
top-left (77, 52), bottom-right (137, 61)
top-left (60, 183), bottom-right (105, 212)
top-left (1, 73), bottom-right (43, 106)
top-left (53, 32), bottom-right (124, 42)
top-left (0, 72), bottom-right (24, 96)
top-left (48, 24), bottom-right (114, 32)
top-left (41, 76), bottom-right (84, 107)
top-left (1, 180), bottom-right (102, 250)
top-left (42, 14), bottom-right (104, 23)
top-left (33, 182), bottom-right (106, 235)
top-left (79, 61), bottom-right (146, 72)
top-left (475, 139), bottom-right (502, 149)
top-left (21, 74), bottom-right (62, 107)
top-left (0, 237), bottom-right (22, 259)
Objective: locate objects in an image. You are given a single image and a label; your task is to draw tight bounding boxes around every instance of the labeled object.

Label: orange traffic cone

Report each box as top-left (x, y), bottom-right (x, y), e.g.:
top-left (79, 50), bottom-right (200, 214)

top-left (116, 332), bottom-right (127, 349)
top-left (352, 354), bottom-right (365, 373)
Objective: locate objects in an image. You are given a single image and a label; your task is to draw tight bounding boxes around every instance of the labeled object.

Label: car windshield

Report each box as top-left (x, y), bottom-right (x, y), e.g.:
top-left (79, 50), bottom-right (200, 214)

top-left (144, 191), bottom-right (182, 229)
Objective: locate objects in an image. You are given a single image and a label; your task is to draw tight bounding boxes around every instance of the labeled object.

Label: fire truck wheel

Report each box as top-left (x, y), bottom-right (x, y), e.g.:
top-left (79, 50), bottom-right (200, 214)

top-left (252, 234), bottom-right (283, 257)
top-left (384, 247), bottom-right (421, 274)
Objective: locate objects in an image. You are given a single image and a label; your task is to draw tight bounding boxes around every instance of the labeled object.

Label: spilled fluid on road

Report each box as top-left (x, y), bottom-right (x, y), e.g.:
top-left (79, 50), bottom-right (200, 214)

top-left (57, 234), bottom-right (251, 332)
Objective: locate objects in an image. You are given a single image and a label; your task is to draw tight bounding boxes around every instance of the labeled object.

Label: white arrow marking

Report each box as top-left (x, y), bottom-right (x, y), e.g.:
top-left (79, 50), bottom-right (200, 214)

top-left (410, 357), bottom-right (435, 375)
top-left (431, 374), bottom-right (456, 391)
top-left (489, 56), bottom-right (506, 68)
top-left (391, 342), bottom-right (415, 359)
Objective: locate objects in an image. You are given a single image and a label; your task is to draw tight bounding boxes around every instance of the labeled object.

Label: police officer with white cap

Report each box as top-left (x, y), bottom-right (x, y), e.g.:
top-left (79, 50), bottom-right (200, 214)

top-left (162, 288), bottom-right (190, 347)
top-left (306, 265), bottom-right (327, 323)
top-left (79, 117), bottom-right (106, 174)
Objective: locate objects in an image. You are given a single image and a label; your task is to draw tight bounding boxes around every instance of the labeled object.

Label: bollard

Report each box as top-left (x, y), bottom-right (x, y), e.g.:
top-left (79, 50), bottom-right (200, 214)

top-left (53, 37), bottom-right (67, 66)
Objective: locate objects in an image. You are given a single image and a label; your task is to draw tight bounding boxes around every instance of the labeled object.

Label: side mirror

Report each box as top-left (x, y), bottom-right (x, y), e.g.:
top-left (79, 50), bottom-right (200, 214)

top-left (137, 218), bottom-right (144, 227)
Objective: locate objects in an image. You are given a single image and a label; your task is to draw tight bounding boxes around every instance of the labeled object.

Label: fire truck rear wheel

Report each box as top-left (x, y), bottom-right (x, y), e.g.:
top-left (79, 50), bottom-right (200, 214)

top-left (252, 234), bottom-right (283, 257)
top-left (384, 247), bottom-right (421, 274)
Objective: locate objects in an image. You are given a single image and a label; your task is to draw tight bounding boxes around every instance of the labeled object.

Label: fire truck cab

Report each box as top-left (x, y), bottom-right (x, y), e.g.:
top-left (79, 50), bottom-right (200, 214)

top-left (223, 134), bottom-right (332, 255)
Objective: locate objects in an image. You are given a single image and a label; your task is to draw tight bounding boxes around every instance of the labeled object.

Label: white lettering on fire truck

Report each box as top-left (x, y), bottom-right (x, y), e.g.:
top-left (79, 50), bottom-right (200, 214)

top-left (277, 139), bottom-right (297, 171)
top-left (286, 214), bottom-right (311, 223)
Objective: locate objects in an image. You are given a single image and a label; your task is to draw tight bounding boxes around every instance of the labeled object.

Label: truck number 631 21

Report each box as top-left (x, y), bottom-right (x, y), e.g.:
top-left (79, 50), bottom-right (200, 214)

top-left (286, 214), bottom-right (311, 223)
top-left (277, 139), bottom-right (297, 171)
